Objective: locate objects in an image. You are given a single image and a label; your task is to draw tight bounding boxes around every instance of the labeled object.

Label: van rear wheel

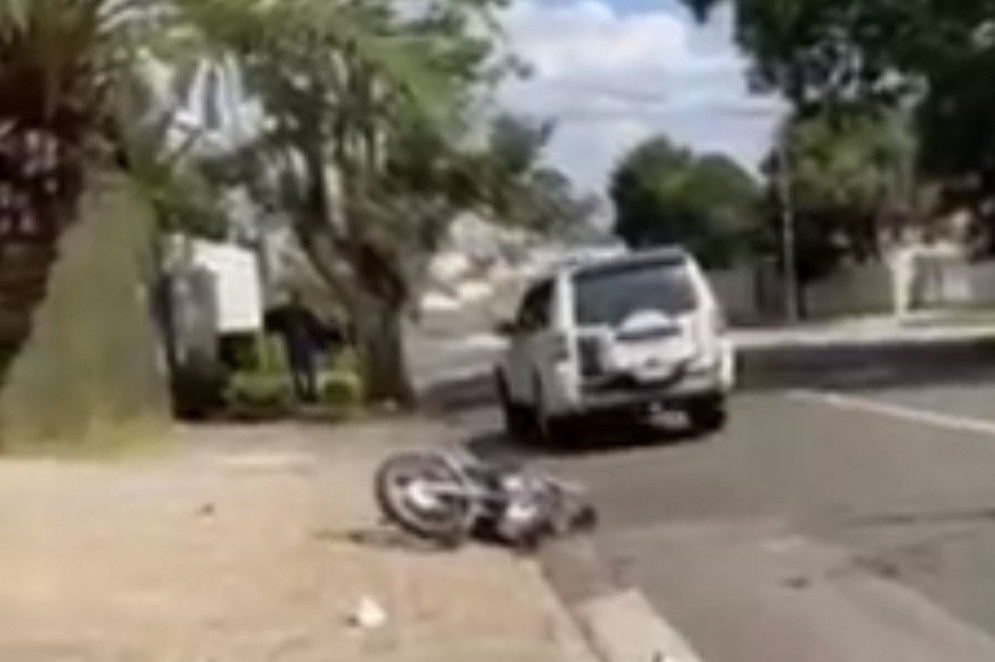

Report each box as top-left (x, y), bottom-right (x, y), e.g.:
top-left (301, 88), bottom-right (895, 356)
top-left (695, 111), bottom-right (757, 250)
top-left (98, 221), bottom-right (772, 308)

top-left (497, 375), bottom-right (531, 439)
top-left (532, 379), bottom-right (574, 446)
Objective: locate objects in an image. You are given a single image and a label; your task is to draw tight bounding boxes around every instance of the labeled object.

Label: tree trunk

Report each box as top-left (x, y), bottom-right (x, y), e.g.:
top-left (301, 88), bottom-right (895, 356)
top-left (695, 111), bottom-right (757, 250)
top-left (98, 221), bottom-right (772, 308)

top-left (351, 290), bottom-right (413, 407)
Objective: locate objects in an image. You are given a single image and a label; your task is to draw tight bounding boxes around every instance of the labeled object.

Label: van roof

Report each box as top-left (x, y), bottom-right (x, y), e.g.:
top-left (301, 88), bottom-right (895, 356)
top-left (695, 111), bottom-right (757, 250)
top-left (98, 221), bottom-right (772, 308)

top-left (566, 246), bottom-right (690, 278)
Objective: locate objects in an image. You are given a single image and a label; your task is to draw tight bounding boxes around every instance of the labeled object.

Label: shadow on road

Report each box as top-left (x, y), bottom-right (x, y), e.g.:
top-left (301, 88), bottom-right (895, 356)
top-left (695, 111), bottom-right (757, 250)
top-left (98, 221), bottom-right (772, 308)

top-left (418, 365), bottom-right (706, 456)
top-left (419, 371), bottom-right (497, 416)
top-left (464, 417), bottom-right (702, 463)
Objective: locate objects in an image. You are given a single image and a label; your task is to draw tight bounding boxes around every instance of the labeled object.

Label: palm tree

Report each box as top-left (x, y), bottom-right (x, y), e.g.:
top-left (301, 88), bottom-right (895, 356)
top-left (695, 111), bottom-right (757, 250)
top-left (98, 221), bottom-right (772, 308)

top-left (0, 0), bottom-right (169, 382)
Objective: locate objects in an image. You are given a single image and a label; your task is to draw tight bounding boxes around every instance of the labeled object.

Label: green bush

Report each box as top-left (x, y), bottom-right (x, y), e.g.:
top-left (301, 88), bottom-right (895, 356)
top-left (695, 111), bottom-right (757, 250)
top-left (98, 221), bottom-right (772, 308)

top-left (220, 344), bottom-right (365, 422)
top-left (256, 335), bottom-right (289, 375)
top-left (320, 368), bottom-right (364, 415)
top-left (329, 346), bottom-right (360, 373)
top-left (226, 371), bottom-right (294, 421)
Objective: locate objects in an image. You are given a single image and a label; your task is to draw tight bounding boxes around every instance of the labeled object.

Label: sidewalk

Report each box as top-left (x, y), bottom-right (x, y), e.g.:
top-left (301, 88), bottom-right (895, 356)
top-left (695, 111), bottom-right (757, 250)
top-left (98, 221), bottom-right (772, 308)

top-left (0, 420), bottom-right (595, 662)
top-left (732, 312), bottom-right (995, 390)
top-left (734, 311), bottom-right (995, 351)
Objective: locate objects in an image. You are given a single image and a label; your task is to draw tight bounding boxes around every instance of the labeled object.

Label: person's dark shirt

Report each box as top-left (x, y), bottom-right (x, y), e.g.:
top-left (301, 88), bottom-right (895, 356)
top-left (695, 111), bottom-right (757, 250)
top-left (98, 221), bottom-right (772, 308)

top-left (283, 305), bottom-right (315, 359)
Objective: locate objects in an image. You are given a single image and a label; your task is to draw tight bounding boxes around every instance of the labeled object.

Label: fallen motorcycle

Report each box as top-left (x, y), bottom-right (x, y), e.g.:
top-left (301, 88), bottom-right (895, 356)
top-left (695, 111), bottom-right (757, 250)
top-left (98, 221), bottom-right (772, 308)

top-left (374, 450), bottom-right (596, 549)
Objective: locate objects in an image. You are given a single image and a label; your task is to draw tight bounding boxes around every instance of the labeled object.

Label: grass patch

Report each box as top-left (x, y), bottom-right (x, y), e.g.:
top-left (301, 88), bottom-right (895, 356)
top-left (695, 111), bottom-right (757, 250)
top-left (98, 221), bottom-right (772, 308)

top-left (1, 416), bottom-right (176, 462)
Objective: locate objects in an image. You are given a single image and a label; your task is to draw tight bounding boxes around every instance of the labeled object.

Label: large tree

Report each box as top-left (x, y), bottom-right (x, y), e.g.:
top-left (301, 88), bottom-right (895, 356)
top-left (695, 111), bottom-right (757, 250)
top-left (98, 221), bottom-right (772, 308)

top-left (758, 111), bottom-right (914, 315)
top-left (477, 114), bottom-right (599, 238)
top-left (0, 0), bottom-right (235, 446)
top-left (680, 0), bottom-right (916, 111)
top-left (779, 111), bottom-right (914, 259)
top-left (610, 136), bottom-right (761, 268)
top-left (683, 0), bottom-right (995, 244)
top-left (0, 0), bottom-right (173, 381)
top-left (187, 0), bottom-right (513, 405)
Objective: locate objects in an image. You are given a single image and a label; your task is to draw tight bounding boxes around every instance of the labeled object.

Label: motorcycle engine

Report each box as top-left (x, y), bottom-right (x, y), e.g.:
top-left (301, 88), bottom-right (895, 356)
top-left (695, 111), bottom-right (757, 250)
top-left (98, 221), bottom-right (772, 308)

top-left (494, 474), bottom-right (549, 543)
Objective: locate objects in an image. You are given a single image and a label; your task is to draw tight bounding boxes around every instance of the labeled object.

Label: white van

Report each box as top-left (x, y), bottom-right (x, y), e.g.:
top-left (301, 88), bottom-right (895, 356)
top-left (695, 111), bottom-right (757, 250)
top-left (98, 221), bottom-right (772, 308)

top-left (494, 247), bottom-right (735, 440)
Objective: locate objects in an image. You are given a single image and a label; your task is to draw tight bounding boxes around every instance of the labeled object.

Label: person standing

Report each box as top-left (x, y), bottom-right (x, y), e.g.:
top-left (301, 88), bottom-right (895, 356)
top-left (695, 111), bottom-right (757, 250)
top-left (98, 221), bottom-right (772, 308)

top-left (280, 292), bottom-right (319, 403)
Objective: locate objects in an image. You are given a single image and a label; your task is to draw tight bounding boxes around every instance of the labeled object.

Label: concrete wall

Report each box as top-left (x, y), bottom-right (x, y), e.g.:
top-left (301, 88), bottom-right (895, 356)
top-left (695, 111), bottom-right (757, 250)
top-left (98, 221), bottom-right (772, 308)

top-left (709, 256), bottom-right (995, 323)
top-left (966, 262), bottom-right (995, 307)
top-left (806, 263), bottom-right (894, 318)
top-left (708, 266), bottom-right (763, 323)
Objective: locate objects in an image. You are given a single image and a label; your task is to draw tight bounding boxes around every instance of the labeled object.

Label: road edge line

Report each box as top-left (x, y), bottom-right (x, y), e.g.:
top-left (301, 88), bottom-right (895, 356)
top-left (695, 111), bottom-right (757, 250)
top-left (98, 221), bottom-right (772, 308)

top-left (788, 389), bottom-right (995, 437)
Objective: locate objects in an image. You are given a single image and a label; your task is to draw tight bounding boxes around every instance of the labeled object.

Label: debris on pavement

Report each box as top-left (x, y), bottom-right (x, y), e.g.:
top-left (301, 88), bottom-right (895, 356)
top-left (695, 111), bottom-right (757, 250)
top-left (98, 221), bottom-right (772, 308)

top-left (348, 595), bottom-right (388, 630)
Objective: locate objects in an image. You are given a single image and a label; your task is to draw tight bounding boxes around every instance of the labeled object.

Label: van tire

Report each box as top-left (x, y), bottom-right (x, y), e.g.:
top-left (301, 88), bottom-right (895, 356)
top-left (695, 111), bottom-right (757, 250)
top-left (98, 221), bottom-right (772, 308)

top-left (496, 374), bottom-right (531, 439)
top-left (687, 396), bottom-right (728, 435)
top-left (532, 376), bottom-right (574, 446)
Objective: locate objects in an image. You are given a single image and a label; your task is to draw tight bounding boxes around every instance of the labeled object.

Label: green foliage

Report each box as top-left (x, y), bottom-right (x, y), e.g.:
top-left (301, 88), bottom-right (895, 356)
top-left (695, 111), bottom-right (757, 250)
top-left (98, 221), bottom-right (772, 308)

top-left (180, 0), bottom-right (524, 404)
top-left (320, 369), bottom-right (364, 414)
top-left (610, 135), bottom-right (762, 268)
top-left (488, 114), bottom-right (555, 184)
top-left (224, 355), bottom-right (364, 421)
top-left (747, 111), bottom-right (913, 291)
top-left (478, 114), bottom-right (598, 237)
top-left (225, 371), bottom-right (294, 421)
top-left (780, 111), bottom-right (913, 265)
top-left (682, 0), bottom-right (995, 239)
top-left (916, 48), bottom-right (995, 195)
top-left (784, 114), bottom-right (910, 215)
top-left (0, 0), bottom-right (585, 414)
top-left (679, 0), bottom-right (914, 111)
top-left (320, 340), bottom-right (366, 416)
top-left (0, 0), bottom-right (170, 242)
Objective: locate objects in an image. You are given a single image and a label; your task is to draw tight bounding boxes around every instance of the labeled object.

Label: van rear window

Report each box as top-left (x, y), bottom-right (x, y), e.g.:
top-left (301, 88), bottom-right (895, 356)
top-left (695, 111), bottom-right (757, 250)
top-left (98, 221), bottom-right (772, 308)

top-left (573, 259), bottom-right (697, 327)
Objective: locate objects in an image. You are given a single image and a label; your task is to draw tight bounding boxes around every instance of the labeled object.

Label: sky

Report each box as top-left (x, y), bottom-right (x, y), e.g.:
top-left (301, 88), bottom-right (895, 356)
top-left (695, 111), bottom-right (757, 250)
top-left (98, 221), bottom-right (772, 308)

top-left (497, 0), bottom-right (787, 193)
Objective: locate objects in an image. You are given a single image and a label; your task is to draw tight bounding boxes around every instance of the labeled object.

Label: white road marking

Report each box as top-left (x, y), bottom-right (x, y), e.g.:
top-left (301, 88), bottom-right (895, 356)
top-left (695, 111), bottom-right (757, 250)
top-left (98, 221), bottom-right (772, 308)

top-left (789, 389), bottom-right (995, 438)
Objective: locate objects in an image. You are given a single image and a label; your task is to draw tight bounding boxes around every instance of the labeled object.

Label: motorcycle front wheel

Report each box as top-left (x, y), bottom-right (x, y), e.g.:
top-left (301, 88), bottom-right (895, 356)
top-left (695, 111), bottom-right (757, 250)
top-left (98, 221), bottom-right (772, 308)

top-left (375, 453), bottom-right (473, 545)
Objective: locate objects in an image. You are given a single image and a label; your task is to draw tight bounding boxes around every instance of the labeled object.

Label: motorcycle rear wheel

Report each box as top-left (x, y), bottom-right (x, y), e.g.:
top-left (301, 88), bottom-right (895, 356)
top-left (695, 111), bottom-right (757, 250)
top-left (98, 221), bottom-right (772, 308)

top-left (375, 453), bottom-right (473, 545)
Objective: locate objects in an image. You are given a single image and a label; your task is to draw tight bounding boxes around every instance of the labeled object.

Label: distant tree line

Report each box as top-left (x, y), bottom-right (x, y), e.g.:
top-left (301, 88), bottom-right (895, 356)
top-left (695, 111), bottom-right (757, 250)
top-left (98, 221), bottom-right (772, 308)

top-left (611, 0), bottom-right (995, 315)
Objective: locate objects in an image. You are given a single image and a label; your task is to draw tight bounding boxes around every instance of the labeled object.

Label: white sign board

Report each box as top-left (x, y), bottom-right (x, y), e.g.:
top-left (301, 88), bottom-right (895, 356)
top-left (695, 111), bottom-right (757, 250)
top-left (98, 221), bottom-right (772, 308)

top-left (191, 241), bottom-right (263, 334)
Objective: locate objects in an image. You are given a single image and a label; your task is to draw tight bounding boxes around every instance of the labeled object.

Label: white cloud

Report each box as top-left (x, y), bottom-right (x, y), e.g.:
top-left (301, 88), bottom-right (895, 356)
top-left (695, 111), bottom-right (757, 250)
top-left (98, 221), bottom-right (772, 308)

top-left (498, 0), bottom-right (786, 192)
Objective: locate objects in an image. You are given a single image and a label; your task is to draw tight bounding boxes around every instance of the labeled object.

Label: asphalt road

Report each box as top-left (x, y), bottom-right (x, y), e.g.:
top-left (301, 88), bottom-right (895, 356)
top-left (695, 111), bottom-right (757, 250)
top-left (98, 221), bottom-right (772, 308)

top-left (426, 348), bottom-right (995, 661)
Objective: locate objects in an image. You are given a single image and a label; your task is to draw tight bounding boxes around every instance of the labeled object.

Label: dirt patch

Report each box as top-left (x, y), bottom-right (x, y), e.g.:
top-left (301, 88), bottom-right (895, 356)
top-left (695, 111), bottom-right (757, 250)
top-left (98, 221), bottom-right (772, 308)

top-left (0, 422), bottom-right (585, 662)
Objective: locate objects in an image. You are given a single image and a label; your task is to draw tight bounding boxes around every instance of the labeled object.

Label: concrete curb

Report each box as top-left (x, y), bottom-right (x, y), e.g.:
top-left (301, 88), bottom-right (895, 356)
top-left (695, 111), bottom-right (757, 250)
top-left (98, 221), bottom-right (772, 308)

top-left (732, 325), bottom-right (995, 351)
top-left (737, 333), bottom-right (995, 390)
top-left (577, 590), bottom-right (704, 662)
top-left (541, 538), bottom-right (705, 662)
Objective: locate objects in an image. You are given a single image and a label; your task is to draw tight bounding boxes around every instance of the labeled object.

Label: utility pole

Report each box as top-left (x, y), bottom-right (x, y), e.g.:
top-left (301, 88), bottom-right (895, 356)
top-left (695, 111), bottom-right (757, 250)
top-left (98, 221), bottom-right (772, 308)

top-left (777, 131), bottom-right (800, 323)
